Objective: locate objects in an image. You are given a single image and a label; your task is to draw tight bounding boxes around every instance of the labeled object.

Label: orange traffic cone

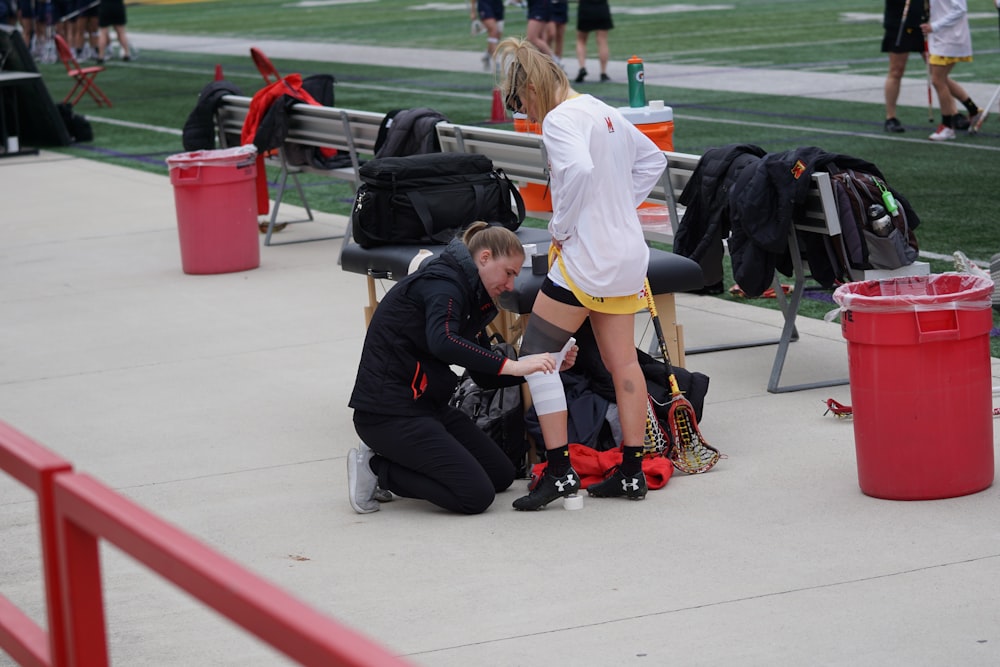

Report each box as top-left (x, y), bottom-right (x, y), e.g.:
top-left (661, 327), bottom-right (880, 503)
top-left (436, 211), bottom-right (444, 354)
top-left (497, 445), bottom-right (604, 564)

top-left (490, 88), bottom-right (506, 123)
top-left (214, 64), bottom-right (224, 81)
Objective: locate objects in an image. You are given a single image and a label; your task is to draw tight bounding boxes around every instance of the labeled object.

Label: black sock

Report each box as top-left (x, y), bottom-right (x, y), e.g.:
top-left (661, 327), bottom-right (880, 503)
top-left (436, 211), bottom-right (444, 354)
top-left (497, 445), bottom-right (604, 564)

top-left (962, 97), bottom-right (979, 115)
top-left (546, 445), bottom-right (571, 476)
top-left (941, 114), bottom-right (955, 129)
top-left (620, 445), bottom-right (644, 475)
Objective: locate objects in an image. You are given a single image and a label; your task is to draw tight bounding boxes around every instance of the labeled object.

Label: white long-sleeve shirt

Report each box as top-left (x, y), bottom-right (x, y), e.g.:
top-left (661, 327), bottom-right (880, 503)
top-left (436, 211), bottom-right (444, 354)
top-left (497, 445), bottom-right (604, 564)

top-left (927, 0), bottom-right (972, 58)
top-left (542, 94), bottom-right (667, 298)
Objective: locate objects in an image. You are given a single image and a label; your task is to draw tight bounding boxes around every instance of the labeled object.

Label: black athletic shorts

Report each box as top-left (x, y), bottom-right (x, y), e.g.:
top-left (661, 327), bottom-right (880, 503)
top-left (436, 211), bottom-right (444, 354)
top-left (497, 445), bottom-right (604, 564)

top-left (541, 276), bottom-right (583, 307)
top-left (881, 26), bottom-right (924, 53)
top-left (577, 0), bottom-right (613, 33)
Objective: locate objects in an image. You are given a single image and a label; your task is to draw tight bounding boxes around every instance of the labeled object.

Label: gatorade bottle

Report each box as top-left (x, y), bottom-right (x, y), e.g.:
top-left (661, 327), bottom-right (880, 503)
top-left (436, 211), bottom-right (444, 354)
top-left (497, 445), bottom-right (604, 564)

top-left (627, 55), bottom-right (646, 108)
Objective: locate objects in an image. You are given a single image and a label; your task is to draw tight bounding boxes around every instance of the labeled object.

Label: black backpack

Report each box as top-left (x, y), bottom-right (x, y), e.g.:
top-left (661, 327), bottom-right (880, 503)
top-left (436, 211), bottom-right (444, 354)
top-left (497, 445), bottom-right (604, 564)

top-left (351, 152), bottom-right (525, 248)
top-left (56, 102), bottom-right (93, 143)
top-left (828, 166), bottom-right (919, 278)
top-left (373, 107), bottom-right (449, 158)
top-left (450, 334), bottom-right (527, 477)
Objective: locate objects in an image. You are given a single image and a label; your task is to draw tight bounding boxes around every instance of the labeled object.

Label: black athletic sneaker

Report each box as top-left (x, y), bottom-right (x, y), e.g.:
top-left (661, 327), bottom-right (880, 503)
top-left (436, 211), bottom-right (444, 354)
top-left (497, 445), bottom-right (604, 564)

top-left (513, 467), bottom-right (580, 511)
top-left (587, 468), bottom-right (648, 500)
top-left (953, 113), bottom-right (970, 131)
top-left (574, 68), bottom-right (587, 84)
top-left (884, 117), bottom-right (904, 133)
top-left (599, 73), bottom-right (611, 82)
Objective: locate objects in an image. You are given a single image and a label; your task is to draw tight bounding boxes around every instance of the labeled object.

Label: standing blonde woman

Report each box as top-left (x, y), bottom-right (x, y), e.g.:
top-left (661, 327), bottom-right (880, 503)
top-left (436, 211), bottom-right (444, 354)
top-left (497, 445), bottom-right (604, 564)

top-left (921, 0), bottom-right (981, 141)
top-left (495, 37), bottom-right (667, 511)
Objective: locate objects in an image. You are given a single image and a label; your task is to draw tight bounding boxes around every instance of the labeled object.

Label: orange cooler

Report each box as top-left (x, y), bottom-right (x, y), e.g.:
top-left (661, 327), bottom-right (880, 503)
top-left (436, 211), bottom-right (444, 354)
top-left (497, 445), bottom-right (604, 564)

top-left (618, 100), bottom-right (674, 151)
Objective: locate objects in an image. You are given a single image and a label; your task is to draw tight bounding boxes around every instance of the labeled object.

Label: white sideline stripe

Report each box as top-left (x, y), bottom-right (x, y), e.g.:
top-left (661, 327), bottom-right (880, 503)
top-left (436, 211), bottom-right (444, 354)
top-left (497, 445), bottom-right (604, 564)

top-left (674, 113), bottom-right (1000, 153)
top-left (87, 116), bottom-right (183, 135)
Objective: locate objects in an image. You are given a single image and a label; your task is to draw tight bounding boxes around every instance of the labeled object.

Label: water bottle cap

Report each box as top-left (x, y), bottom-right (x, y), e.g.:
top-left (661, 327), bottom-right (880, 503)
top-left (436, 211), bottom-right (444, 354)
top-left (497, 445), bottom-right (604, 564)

top-left (628, 55), bottom-right (643, 64)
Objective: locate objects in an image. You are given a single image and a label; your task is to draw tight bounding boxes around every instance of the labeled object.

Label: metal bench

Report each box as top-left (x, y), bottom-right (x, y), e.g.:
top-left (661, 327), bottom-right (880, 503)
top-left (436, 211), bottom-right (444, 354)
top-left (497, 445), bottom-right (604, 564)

top-left (215, 95), bottom-right (384, 245)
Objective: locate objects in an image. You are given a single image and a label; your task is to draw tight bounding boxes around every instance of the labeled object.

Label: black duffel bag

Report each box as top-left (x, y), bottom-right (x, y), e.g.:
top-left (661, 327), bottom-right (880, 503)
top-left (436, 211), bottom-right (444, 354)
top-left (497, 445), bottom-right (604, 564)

top-left (351, 153), bottom-right (526, 248)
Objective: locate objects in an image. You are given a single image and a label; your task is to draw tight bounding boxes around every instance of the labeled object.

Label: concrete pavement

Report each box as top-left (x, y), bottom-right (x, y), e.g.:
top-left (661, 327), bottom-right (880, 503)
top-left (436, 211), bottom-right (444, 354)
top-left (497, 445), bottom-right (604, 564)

top-left (2, 150), bottom-right (999, 666)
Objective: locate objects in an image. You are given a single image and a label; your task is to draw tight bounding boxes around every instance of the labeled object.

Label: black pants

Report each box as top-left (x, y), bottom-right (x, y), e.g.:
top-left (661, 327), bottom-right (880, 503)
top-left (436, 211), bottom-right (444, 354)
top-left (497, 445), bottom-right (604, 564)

top-left (354, 407), bottom-right (515, 514)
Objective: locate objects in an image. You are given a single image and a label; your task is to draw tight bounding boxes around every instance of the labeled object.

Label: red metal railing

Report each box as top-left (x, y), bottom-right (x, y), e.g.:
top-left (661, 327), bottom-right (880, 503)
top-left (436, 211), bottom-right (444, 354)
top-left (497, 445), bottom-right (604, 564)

top-left (0, 420), bottom-right (413, 667)
top-left (0, 422), bottom-right (72, 667)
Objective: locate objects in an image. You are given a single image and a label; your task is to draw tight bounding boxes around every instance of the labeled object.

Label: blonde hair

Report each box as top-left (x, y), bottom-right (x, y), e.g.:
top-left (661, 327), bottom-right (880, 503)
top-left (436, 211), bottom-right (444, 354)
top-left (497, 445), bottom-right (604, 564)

top-left (462, 221), bottom-right (524, 262)
top-left (495, 37), bottom-right (570, 124)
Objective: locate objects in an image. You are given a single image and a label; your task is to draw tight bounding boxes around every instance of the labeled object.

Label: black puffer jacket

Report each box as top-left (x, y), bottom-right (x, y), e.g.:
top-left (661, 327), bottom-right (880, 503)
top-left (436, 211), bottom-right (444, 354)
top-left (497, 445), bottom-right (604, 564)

top-left (728, 146), bottom-right (888, 296)
top-left (181, 80), bottom-right (242, 151)
top-left (673, 144), bottom-right (766, 285)
top-left (349, 239), bottom-right (519, 417)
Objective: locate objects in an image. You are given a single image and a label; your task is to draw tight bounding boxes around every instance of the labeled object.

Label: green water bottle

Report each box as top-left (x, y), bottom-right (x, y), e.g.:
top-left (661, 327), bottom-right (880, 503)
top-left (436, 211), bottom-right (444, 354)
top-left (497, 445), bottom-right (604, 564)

top-left (627, 55), bottom-right (646, 108)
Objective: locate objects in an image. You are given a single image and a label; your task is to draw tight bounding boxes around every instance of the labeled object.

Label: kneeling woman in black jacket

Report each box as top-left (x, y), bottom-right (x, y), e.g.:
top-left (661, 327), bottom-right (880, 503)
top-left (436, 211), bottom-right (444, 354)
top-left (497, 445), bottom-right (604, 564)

top-left (348, 222), bottom-right (576, 515)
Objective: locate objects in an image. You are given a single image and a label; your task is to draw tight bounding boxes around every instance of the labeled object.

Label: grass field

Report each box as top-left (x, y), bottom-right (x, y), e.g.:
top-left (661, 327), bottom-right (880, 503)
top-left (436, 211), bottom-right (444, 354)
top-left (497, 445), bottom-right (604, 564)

top-left (25, 0), bottom-right (999, 353)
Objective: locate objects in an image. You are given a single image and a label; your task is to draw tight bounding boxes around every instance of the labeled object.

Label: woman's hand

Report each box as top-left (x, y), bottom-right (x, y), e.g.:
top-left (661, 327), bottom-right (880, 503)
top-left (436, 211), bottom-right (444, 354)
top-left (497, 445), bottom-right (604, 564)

top-left (559, 344), bottom-right (578, 372)
top-left (505, 353), bottom-right (557, 376)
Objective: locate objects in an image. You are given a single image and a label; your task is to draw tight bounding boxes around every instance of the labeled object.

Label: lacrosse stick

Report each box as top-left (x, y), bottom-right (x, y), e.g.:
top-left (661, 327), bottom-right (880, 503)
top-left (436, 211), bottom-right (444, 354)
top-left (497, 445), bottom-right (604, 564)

top-left (642, 394), bottom-right (671, 457)
top-left (642, 278), bottom-right (721, 474)
top-left (970, 6), bottom-right (1000, 134)
top-left (925, 40), bottom-right (935, 123)
top-left (895, 0), bottom-right (912, 48)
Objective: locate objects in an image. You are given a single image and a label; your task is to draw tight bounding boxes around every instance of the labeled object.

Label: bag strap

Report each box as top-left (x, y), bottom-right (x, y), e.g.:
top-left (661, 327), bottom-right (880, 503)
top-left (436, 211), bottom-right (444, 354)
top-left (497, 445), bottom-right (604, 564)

top-left (496, 168), bottom-right (526, 227)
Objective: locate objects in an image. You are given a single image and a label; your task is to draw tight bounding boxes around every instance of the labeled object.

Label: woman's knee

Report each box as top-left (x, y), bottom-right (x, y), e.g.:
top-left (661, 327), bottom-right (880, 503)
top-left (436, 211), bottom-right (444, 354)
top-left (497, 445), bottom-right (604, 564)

top-left (455, 487), bottom-right (496, 515)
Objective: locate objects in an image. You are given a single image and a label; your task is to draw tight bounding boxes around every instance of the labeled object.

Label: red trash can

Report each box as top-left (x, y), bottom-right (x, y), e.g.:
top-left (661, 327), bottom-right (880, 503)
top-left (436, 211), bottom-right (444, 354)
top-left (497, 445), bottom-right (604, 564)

top-left (166, 145), bottom-right (260, 275)
top-left (833, 273), bottom-right (995, 500)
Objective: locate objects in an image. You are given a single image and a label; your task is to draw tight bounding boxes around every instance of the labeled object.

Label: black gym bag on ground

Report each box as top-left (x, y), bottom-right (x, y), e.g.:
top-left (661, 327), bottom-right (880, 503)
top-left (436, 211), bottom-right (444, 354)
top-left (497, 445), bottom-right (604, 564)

top-left (351, 153), bottom-right (525, 248)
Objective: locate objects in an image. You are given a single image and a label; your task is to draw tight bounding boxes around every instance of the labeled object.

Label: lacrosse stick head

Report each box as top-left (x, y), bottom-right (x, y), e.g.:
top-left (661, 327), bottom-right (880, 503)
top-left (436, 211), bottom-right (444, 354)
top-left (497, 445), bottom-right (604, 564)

top-left (666, 397), bottom-right (721, 474)
top-left (642, 394), bottom-right (671, 457)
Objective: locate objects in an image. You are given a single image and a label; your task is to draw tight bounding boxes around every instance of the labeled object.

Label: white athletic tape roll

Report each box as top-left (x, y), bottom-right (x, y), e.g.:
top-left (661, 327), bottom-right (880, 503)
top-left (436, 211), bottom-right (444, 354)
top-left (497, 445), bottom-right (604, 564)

top-left (563, 494), bottom-right (583, 510)
top-left (522, 244), bottom-right (537, 267)
top-left (408, 249), bottom-right (433, 275)
top-left (553, 336), bottom-right (576, 370)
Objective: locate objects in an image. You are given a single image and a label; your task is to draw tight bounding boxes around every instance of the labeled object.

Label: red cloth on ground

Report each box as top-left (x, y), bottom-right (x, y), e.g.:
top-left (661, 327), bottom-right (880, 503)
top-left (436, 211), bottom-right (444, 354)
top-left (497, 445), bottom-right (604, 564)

top-left (529, 444), bottom-right (673, 490)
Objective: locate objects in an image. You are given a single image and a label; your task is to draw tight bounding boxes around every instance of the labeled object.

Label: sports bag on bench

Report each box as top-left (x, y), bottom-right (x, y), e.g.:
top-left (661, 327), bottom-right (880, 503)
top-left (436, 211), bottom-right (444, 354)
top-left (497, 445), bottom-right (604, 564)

top-left (829, 166), bottom-right (920, 276)
top-left (351, 153), bottom-right (526, 248)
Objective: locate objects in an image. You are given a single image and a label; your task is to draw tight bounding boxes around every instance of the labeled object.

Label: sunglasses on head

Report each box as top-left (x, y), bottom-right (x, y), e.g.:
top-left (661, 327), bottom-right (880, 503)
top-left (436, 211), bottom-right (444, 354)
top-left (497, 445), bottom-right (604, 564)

top-left (505, 91), bottom-right (522, 114)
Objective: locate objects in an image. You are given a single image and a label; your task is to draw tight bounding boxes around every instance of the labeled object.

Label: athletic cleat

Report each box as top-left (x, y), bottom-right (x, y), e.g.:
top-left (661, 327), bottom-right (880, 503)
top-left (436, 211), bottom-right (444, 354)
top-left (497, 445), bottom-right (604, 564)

top-left (513, 467), bottom-right (580, 510)
top-left (599, 73), bottom-right (611, 82)
top-left (884, 117), bottom-right (904, 133)
top-left (587, 468), bottom-right (648, 500)
top-left (347, 443), bottom-right (379, 514)
top-left (574, 67), bottom-right (587, 83)
top-left (481, 51), bottom-right (491, 71)
top-left (928, 125), bottom-right (956, 142)
top-left (952, 114), bottom-right (970, 131)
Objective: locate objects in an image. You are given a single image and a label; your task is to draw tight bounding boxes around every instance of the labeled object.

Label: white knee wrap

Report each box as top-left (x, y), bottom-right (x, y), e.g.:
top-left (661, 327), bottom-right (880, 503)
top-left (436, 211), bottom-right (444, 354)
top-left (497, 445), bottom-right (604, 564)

top-left (487, 36), bottom-right (499, 45)
top-left (525, 370), bottom-right (566, 416)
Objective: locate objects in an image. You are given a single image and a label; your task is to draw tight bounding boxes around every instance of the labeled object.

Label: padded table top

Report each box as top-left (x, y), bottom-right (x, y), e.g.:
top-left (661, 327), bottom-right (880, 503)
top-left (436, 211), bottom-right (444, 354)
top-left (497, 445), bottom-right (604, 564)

top-left (341, 227), bottom-right (703, 314)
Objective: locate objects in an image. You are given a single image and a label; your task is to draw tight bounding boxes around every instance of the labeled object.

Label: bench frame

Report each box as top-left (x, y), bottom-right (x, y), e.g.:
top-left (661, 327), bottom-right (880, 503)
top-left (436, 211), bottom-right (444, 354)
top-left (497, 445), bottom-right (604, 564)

top-left (215, 95), bottom-right (384, 246)
top-left (659, 152), bottom-right (928, 393)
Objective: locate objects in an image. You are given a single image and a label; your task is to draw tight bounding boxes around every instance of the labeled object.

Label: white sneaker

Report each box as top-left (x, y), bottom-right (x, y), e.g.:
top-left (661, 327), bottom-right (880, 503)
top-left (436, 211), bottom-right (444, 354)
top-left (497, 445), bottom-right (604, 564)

top-left (347, 443), bottom-right (379, 514)
top-left (929, 125), bottom-right (956, 142)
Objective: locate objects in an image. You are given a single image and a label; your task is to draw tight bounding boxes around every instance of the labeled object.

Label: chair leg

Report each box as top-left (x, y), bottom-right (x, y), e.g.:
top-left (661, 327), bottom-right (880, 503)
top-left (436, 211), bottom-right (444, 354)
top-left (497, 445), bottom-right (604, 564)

top-left (263, 157), bottom-right (341, 247)
top-left (766, 234), bottom-right (848, 394)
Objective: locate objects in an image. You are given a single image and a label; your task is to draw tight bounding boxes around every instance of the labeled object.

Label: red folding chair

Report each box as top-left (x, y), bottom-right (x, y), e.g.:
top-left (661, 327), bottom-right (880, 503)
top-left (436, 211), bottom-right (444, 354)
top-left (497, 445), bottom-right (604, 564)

top-left (54, 34), bottom-right (112, 107)
top-left (250, 47), bottom-right (281, 84)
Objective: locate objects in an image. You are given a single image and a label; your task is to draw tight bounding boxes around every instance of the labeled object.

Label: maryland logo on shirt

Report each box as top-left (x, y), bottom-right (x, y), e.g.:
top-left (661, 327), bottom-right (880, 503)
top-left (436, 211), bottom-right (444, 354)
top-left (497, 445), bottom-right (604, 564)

top-left (791, 159), bottom-right (806, 179)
